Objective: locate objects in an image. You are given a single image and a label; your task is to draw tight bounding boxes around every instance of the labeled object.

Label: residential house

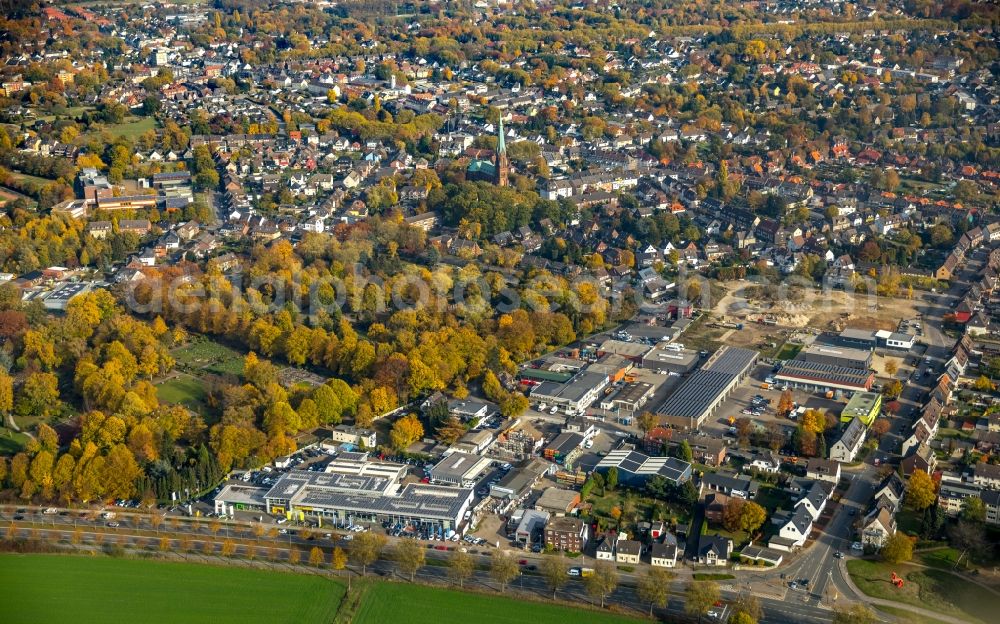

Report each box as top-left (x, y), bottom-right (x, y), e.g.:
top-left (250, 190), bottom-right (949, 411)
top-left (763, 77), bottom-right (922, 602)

top-left (805, 458), bottom-right (842, 484)
top-left (615, 540), bottom-right (642, 564)
top-left (697, 534), bottom-right (733, 566)
top-left (861, 507), bottom-right (896, 549)
top-left (829, 417), bottom-right (867, 462)
top-left (747, 451), bottom-right (781, 474)
top-left (700, 473), bottom-right (759, 500)
top-left (544, 516), bottom-right (588, 553)
top-left (775, 505), bottom-right (814, 549)
top-left (595, 536), bottom-right (615, 561)
top-left (650, 541), bottom-right (678, 568)
top-left (795, 481), bottom-right (831, 521)
top-left (901, 443), bottom-right (937, 476)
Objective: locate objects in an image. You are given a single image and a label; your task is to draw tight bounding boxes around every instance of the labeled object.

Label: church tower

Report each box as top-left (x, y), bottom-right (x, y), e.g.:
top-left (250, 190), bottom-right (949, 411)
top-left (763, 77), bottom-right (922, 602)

top-left (495, 117), bottom-right (509, 187)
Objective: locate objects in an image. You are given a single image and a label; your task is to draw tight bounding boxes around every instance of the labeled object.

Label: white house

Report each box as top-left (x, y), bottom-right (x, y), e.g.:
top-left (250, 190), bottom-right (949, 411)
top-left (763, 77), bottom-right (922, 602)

top-left (747, 451), bottom-right (781, 474)
top-left (650, 541), bottom-right (678, 568)
top-left (805, 458), bottom-right (841, 484)
top-left (777, 506), bottom-right (813, 548)
top-left (861, 507), bottom-right (896, 549)
top-left (829, 417), bottom-right (867, 462)
top-left (795, 482), bottom-right (830, 521)
top-left (595, 536), bottom-right (615, 561)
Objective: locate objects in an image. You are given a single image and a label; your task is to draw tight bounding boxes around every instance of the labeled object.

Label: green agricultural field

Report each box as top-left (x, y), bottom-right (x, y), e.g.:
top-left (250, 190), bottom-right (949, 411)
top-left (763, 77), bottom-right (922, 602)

top-left (156, 375), bottom-right (208, 411)
top-left (353, 581), bottom-right (647, 624)
top-left (0, 554), bottom-right (345, 624)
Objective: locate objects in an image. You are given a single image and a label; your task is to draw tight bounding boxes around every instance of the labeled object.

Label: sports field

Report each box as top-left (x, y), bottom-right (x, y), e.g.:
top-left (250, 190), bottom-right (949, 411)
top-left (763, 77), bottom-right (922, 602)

top-left (353, 581), bottom-right (646, 624)
top-left (0, 554), bottom-right (345, 624)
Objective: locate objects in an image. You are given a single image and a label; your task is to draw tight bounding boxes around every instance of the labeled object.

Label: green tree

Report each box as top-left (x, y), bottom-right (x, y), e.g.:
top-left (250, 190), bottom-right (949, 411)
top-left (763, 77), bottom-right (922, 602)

top-left (961, 497), bottom-right (986, 523)
top-left (605, 466), bottom-right (618, 491)
top-left (584, 561), bottom-right (619, 608)
top-left (348, 531), bottom-right (387, 576)
top-left (880, 532), bottom-right (913, 564)
top-left (489, 550), bottom-right (519, 593)
top-left (540, 555), bottom-right (568, 599)
top-left (448, 550), bottom-right (474, 588)
top-left (637, 568), bottom-right (673, 616)
top-left (395, 538), bottom-right (425, 582)
top-left (905, 470), bottom-right (936, 511)
top-left (676, 439), bottom-right (694, 462)
top-left (685, 581), bottom-right (720, 620)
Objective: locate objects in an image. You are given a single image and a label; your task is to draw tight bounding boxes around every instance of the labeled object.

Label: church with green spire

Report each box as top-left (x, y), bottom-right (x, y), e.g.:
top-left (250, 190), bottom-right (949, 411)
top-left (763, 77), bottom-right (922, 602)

top-left (466, 118), bottom-right (509, 187)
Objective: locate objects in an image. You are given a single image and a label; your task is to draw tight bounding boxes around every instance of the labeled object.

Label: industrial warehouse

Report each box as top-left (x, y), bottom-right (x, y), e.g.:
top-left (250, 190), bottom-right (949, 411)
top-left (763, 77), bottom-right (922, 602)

top-left (655, 346), bottom-right (758, 428)
top-left (774, 359), bottom-right (875, 393)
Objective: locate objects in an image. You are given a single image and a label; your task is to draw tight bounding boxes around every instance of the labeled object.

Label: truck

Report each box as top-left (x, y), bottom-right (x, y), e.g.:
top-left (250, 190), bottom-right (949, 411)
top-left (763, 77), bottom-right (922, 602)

top-left (580, 567), bottom-right (595, 578)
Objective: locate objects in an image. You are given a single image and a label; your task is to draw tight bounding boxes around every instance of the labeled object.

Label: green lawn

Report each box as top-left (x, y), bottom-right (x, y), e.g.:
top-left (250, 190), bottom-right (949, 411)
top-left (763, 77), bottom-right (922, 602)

top-left (877, 605), bottom-right (957, 624)
top-left (105, 116), bottom-right (157, 139)
top-left (918, 548), bottom-right (971, 571)
top-left (0, 427), bottom-right (30, 454)
top-left (156, 375), bottom-right (208, 412)
top-left (847, 558), bottom-right (995, 624)
top-left (0, 554), bottom-right (345, 624)
top-left (172, 336), bottom-right (245, 376)
top-left (755, 486), bottom-right (793, 515)
top-left (774, 342), bottom-right (802, 361)
top-left (353, 581), bottom-right (646, 624)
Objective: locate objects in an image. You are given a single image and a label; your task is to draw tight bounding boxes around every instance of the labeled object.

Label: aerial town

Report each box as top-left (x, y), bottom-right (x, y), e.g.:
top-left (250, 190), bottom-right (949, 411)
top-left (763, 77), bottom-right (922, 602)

top-left (0, 1), bottom-right (998, 623)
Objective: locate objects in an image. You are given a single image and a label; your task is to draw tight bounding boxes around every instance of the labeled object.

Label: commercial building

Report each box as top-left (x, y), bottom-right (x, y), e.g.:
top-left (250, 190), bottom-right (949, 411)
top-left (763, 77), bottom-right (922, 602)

top-left (840, 391), bottom-right (882, 426)
top-left (514, 509), bottom-right (550, 545)
top-left (544, 516), bottom-right (588, 552)
top-left (798, 344), bottom-right (873, 370)
top-left (836, 328), bottom-right (878, 350)
top-left (874, 330), bottom-right (916, 350)
top-left (829, 417), bottom-right (867, 462)
top-left (530, 370), bottom-right (609, 413)
top-left (597, 382), bottom-right (655, 413)
top-left (535, 487), bottom-right (580, 516)
top-left (260, 470), bottom-right (473, 530)
top-left (774, 360), bottom-right (875, 393)
top-left (595, 449), bottom-right (692, 487)
top-left (429, 451), bottom-right (492, 487)
top-left (641, 346), bottom-right (700, 374)
top-left (596, 339), bottom-right (651, 362)
top-left (543, 432), bottom-right (584, 464)
top-left (213, 483), bottom-right (269, 516)
top-left (324, 424), bottom-right (377, 448)
top-left (655, 346), bottom-right (758, 428)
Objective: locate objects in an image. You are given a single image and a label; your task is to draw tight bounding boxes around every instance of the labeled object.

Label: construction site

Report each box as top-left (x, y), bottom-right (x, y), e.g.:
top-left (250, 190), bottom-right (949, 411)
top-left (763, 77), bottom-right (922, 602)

top-left (680, 280), bottom-right (926, 356)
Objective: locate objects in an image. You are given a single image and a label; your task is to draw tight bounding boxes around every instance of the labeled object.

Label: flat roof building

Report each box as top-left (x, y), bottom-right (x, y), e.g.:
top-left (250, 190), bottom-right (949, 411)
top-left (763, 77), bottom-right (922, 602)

top-left (798, 344), bottom-right (873, 370)
top-left (597, 339), bottom-right (651, 361)
top-left (598, 382), bottom-right (655, 413)
top-left (841, 391), bottom-right (881, 426)
top-left (530, 370), bottom-right (609, 413)
top-left (430, 451), bottom-right (492, 487)
top-left (262, 470), bottom-right (472, 530)
top-left (641, 346), bottom-right (700, 374)
top-left (656, 346), bottom-right (758, 428)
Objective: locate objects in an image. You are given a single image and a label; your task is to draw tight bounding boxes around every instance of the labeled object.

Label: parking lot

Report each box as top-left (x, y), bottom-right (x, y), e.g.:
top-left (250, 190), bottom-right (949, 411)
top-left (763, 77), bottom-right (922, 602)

top-left (698, 363), bottom-right (847, 439)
